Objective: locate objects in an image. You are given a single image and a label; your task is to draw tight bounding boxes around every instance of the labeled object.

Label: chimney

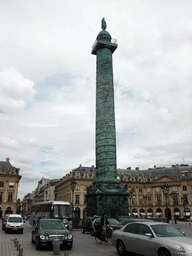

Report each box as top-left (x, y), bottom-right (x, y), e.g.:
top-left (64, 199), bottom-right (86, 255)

top-left (135, 167), bottom-right (139, 170)
top-left (6, 157), bottom-right (10, 162)
top-left (127, 167), bottom-right (131, 170)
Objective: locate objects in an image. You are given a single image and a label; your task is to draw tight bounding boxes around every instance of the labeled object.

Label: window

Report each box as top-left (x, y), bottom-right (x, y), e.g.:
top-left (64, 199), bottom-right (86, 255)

top-left (156, 187), bottom-right (160, 192)
top-left (132, 198), bottom-right (136, 205)
top-left (76, 184), bottom-right (80, 191)
top-left (84, 185), bottom-right (87, 191)
top-left (124, 223), bottom-right (138, 233)
top-left (147, 188), bottom-right (151, 193)
top-left (183, 186), bottom-right (187, 191)
top-left (0, 181), bottom-right (4, 187)
top-left (9, 182), bottom-right (14, 188)
top-left (173, 196), bottom-right (178, 205)
top-left (138, 224), bottom-right (152, 236)
top-left (147, 197), bottom-right (151, 204)
top-left (76, 173), bottom-right (79, 179)
top-left (173, 186), bottom-right (177, 192)
top-left (75, 195), bottom-right (79, 204)
top-left (84, 174), bottom-right (88, 179)
top-left (183, 195), bottom-right (188, 205)
top-left (8, 192), bottom-right (13, 202)
top-left (84, 196), bottom-right (87, 204)
top-left (139, 188), bottom-right (142, 193)
top-left (0, 192), bottom-right (3, 202)
top-left (157, 196), bottom-right (161, 204)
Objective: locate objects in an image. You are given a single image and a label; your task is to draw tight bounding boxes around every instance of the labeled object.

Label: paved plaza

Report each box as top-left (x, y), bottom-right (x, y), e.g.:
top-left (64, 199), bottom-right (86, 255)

top-left (1, 221), bottom-right (192, 256)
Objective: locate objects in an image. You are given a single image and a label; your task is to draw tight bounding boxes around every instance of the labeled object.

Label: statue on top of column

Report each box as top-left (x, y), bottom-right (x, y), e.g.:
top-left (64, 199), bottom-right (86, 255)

top-left (101, 18), bottom-right (107, 30)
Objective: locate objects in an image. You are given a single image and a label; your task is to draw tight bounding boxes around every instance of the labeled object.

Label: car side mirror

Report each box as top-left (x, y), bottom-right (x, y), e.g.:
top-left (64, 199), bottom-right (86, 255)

top-left (145, 233), bottom-right (153, 238)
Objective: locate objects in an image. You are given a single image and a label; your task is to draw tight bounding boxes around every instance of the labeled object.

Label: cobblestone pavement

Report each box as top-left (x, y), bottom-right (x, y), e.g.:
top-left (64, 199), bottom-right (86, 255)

top-left (1, 221), bottom-right (192, 256)
top-left (0, 221), bottom-right (117, 256)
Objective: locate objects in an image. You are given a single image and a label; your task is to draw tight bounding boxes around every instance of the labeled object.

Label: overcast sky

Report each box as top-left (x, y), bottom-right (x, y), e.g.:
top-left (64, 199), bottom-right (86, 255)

top-left (0, 0), bottom-right (192, 199)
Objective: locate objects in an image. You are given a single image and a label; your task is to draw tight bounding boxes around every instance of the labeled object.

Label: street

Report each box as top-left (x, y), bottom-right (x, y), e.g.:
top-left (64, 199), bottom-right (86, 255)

top-left (0, 221), bottom-right (192, 256)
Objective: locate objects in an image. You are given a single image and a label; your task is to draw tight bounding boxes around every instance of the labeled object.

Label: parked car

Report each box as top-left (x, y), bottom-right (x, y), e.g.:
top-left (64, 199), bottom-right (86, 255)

top-left (81, 216), bottom-right (100, 234)
top-left (2, 214), bottom-right (10, 231)
top-left (113, 218), bottom-right (153, 231)
top-left (91, 217), bottom-right (120, 236)
top-left (112, 221), bottom-right (192, 256)
top-left (187, 217), bottom-right (192, 222)
top-left (31, 218), bottom-right (73, 250)
top-left (5, 214), bottom-right (24, 234)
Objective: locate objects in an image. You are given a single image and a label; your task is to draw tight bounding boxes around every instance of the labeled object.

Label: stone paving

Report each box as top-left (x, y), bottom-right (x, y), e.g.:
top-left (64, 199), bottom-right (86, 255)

top-left (1, 221), bottom-right (192, 256)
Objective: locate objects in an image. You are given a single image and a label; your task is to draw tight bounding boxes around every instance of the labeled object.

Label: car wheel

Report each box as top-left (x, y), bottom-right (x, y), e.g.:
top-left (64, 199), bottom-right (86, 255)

top-left (5, 228), bottom-right (8, 234)
top-left (117, 240), bottom-right (126, 256)
top-left (158, 248), bottom-right (171, 256)
top-left (20, 230), bottom-right (23, 234)
top-left (91, 229), bottom-right (95, 236)
top-left (35, 241), bottom-right (41, 250)
top-left (81, 227), bottom-right (85, 233)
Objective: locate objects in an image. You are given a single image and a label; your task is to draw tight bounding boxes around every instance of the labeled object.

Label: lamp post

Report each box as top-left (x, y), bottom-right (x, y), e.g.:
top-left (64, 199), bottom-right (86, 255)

top-left (70, 178), bottom-right (76, 218)
top-left (161, 184), bottom-right (170, 219)
top-left (181, 196), bottom-right (187, 221)
top-left (143, 195), bottom-right (148, 218)
top-left (170, 192), bottom-right (177, 224)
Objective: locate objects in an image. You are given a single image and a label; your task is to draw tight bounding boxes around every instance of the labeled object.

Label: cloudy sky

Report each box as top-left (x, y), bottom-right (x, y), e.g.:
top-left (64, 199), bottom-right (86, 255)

top-left (0, 0), bottom-right (192, 199)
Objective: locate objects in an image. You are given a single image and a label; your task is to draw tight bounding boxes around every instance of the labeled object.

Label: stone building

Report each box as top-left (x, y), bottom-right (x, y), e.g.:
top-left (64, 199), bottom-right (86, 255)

top-left (56, 164), bottom-right (192, 220)
top-left (32, 178), bottom-right (59, 203)
top-left (0, 158), bottom-right (21, 217)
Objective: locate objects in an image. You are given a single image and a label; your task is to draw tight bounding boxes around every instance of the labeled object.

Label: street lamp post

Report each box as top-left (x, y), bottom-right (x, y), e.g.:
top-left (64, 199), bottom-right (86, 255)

top-left (161, 184), bottom-right (170, 219)
top-left (170, 192), bottom-right (177, 224)
top-left (70, 178), bottom-right (76, 218)
top-left (143, 195), bottom-right (148, 218)
top-left (181, 196), bottom-right (187, 221)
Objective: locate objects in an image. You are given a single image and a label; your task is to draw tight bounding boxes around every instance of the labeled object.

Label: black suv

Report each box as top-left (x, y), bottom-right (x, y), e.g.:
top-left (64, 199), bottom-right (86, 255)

top-left (81, 216), bottom-right (100, 234)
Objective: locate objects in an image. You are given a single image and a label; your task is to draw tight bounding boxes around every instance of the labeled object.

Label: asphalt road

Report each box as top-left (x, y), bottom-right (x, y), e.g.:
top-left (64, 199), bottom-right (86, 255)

top-left (0, 221), bottom-right (192, 256)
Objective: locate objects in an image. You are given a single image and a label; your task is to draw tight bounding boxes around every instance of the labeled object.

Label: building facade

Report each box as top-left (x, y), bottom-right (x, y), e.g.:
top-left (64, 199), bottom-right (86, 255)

top-left (0, 158), bottom-right (21, 217)
top-left (55, 164), bottom-right (192, 220)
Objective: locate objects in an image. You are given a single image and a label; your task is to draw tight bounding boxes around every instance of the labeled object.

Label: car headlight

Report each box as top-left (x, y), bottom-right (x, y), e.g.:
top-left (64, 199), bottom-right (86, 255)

top-left (177, 245), bottom-right (185, 252)
top-left (40, 235), bottom-right (46, 240)
top-left (68, 234), bottom-right (73, 240)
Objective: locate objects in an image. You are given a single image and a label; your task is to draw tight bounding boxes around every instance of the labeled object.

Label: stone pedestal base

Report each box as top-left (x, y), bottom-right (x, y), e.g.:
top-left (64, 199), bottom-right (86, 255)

top-left (86, 183), bottom-right (130, 219)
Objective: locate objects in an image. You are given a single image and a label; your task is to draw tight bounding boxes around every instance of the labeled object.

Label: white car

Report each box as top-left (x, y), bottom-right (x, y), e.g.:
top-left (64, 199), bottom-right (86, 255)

top-left (112, 221), bottom-right (192, 256)
top-left (5, 214), bottom-right (24, 234)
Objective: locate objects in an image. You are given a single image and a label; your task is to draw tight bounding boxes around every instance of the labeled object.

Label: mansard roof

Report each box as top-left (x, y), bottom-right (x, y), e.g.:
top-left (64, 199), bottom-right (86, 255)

top-left (72, 164), bottom-right (192, 181)
top-left (0, 158), bottom-right (20, 175)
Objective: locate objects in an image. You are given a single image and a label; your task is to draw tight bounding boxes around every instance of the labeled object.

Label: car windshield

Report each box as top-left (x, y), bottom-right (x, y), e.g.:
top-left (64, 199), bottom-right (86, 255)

top-left (8, 217), bottom-right (22, 223)
top-left (40, 220), bottom-right (65, 230)
top-left (151, 224), bottom-right (184, 237)
top-left (109, 219), bottom-right (119, 225)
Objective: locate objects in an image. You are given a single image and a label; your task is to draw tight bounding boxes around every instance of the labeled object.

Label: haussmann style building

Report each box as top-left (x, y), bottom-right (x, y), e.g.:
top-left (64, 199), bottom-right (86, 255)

top-left (55, 163), bottom-right (192, 221)
top-left (0, 158), bottom-right (22, 217)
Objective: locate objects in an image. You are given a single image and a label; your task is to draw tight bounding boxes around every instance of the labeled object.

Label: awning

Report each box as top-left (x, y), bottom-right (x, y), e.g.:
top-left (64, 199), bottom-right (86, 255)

top-left (147, 213), bottom-right (153, 215)
top-left (132, 213), bottom-right (138, 215)
top-left (156, 212), bottom-right (162, 215)
top-left (174, 212), bottom-right (180, 215)
top-left (184, 212), bottom-right (190, 216)
top-left (140, 213), bottom-right (146, 215)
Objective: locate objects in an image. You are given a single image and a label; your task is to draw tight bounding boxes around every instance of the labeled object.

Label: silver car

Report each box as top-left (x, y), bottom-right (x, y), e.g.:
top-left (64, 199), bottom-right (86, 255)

top-left (112, 221), bottom-right (192, 256)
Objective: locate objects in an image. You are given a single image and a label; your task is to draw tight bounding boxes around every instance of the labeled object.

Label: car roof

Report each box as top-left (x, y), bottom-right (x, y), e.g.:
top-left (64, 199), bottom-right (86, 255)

top-left (8, 214), bottom-right (22, 217)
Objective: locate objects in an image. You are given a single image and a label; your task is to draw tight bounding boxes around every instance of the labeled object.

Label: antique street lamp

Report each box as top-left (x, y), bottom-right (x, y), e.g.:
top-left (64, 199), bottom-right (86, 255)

top-left (161, 184), bottom-right (170, 219)
top-left (70, 178), bottom-right (76, 217)
top-left (143, 195), bottom-right (148, 218)
top-left (170, 192), bottom-right (177, 223)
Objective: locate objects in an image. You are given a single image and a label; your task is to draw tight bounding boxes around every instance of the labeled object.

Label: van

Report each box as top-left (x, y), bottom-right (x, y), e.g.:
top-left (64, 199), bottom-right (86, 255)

top-left (5, 214), bottom-right (24, 234)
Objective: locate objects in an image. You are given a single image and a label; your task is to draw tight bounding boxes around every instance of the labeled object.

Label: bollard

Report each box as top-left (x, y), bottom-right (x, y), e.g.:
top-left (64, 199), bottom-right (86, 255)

top-left (53, 239), bottom-right (60, 255)
top-left (16, 241), bottom-right (19, 250)
top-left (14, 238), bottom-right (17, 246)
top-left (19, 247), bottom-right (23, 256)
